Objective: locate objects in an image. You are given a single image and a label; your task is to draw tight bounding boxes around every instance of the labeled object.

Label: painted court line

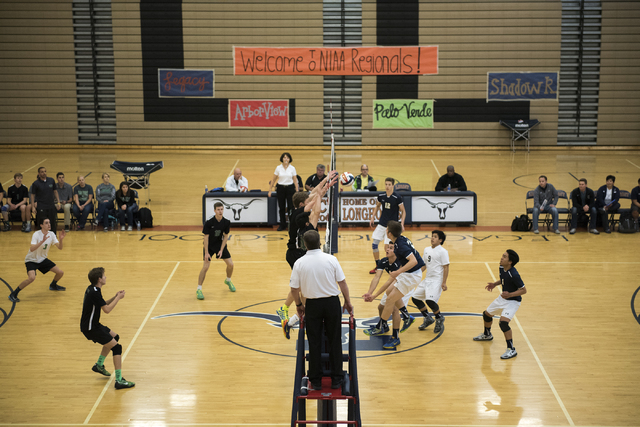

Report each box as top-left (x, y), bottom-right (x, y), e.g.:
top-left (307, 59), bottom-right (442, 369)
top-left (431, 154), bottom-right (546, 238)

top-left (2, 158), bottom-right (47, 187)
top-left (627, 159), bottom-right (640, 169)
top-left (430, 159), bottom-right (440, 176)
top-left (83, 261), bottom-right (181, 425)
top-left (484, 262), bottom-right (575, 426)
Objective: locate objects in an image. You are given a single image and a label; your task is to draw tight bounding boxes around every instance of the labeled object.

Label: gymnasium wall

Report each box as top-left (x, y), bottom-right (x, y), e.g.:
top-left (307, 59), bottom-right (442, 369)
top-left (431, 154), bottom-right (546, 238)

top-left (0, 0), bottom-right (638, 147)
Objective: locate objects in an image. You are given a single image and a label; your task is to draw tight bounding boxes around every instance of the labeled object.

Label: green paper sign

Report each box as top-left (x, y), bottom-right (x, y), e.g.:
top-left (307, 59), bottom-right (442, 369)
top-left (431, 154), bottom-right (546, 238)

top-left (372, 99), bottom-right (434, 128)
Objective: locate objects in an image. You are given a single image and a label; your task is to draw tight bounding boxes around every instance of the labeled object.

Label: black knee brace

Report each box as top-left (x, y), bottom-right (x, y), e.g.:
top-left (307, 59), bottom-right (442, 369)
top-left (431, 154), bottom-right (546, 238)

top-left (426, 300), bottom-right (439, 312)
top-left (499, 320), bottom-right (511, 332)
top-left (111, 343), bottom-right (122, 356)
top-left (482, 312), bottom-right (493, 323)
top-left (411, 297), bottom-right (426, 310)
top-left (114, 334), bottom-right (120, 342)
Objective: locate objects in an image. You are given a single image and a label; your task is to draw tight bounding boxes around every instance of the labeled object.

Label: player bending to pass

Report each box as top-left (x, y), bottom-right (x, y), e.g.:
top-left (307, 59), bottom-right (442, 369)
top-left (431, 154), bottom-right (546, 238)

top-left (279, 171), bottom-right (339, 339)
top-left (81, 267), bottom-right (135, 389)
top-left (362, 244), bottom-right (424, 350)
top-left (368, 178), bottom-right (406, 274)
top-left (412, 230), bottom-right (449, 334)
top-left (197, 201), bottom-right (235, 300)
top-left (9, 218), bottom-right (66, 303)
top-left (473, 249), bottom-right (526, 360)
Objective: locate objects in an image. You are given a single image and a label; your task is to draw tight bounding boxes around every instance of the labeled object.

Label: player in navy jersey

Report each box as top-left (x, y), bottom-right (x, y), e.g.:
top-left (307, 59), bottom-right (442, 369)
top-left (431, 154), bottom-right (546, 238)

top-left (363, 221), bottom-right (424, 349)
top-left (368, 178), bottom-right (405, 274)
top-left (473, 250), bottom-right (527, 359)
top-left (196, 201), bottom-right (235, 299)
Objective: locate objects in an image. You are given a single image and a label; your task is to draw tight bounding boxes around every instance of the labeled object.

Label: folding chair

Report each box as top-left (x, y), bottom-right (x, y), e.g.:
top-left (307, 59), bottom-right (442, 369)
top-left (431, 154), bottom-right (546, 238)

top-left (110, 161), bottom-right (164, 205)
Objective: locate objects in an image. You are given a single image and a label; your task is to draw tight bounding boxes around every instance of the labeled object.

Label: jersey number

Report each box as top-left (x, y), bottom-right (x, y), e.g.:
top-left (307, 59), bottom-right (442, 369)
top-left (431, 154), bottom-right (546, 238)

top-left (43, 244), bottom-right (48, 250)
top-left (385, 202), bottom-right (391, 209)
top-left (427, 255), bottom-right (431, 262)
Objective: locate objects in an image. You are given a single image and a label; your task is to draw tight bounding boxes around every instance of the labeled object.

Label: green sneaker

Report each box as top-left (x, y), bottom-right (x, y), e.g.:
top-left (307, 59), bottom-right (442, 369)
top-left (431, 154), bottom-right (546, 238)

top-left (91, 363), bottom-right (111, 377)
top-left (115, 377), bottom-right (135, 390)
top-left (196, 289), bottom-right (204, 300)
top-left (224, 278), bottom-right (236, 292)
top-left (276, 305), bottom-right (289, 322)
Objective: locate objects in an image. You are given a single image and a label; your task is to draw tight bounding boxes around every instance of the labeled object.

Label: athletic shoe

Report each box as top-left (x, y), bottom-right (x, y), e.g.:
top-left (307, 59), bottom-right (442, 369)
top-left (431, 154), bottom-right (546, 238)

top-left (605, 229), bottom-right (611, 234)
top-left (399, 315), bottom-right (415, 333)
top-left (92, 363), bottom-right (111, 377)
top-left (94, 219), bottom-right (99, 226)
top-left (433, 316), bottom-right (445, 333)
top-left (127, 225), bottom-right (133, 231)
top-left (224, 278), bottom-right (236, 292)
top-left (533, 229), bottom-right (539, 234)
top-left (590, 229), bottom-right (600, 234)
top-left (276, 305), bottom-right (289, 322)
top-left (120, 225), bottom-right (125, 231)
top-left (104, 226), bottom-right (108, 232)
top-left (554, 229), bottom-right (561, 234)
top-left (3, 223), bottom-right (11, 232)
top-left (114, 377), bottom-right (135, 390)
top-left (311, 382), bottom-right (322, 391)
top-left (21, 222), bottom-right (26, 232)
top-left (277, 225), bottom-right (286, 231)
top-left (369, 268), bottom-right (377, 274)
top-left (282, 319), bottom-right (292, 340)
top-left (25, 223), bottom-right (31, 232)
top-left (49, 284), bottom-right (66, 291)
top-left (64, 225), bottom-right (70, 232)
top-left (363, 324), bottom-right (389, 336)
top-left (500, 348), bottom-right (518, 359)
top-left (382, 337), bottom-right (400, 350)
top-left (569, 228), bottom-right (576, 234)
top-left (473, 332), bottom-right (493, 341)
top-left (8, 293), bottom-right (20, 303)
top-left (196, 289), bottom-right (204, 300)
top-left (418, 314), bottom-right (435, 330)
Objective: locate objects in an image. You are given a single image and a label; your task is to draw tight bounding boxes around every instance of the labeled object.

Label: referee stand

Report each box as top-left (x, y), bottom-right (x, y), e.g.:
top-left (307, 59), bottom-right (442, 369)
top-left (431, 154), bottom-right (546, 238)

top-left (290, 315), bottom-right (362, 427)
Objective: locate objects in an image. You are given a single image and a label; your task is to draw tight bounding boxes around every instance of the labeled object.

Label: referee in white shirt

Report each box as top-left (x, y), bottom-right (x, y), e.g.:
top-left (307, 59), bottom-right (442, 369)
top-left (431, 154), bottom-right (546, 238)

top-left (290, 230), bottom-right (353, 390)
top-left (224, 168), bottom-right (248, 192)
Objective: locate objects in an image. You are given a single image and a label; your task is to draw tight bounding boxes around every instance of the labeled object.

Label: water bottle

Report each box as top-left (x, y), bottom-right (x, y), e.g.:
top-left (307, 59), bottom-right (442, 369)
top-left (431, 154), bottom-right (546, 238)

top-left (300, 376), bottom-right (309, 395)
top-left (136, 220), bottom-right (141, 231)
top-left (205, 185), bottom-right (208, 193)
top-left (447, 184), bottom-right (451, 192)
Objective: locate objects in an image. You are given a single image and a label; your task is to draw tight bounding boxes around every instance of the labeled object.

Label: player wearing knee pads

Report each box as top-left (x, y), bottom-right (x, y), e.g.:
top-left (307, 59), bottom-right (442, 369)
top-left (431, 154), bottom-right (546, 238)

top-left (414, 231), bottom-right (449, 333)
top-left (368, 178), bottom-right (406, 274)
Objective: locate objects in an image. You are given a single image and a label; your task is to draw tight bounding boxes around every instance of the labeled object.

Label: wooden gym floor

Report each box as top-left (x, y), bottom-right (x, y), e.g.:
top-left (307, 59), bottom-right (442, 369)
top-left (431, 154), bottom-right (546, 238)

top-left (0, 147), bottom-right (639, 426)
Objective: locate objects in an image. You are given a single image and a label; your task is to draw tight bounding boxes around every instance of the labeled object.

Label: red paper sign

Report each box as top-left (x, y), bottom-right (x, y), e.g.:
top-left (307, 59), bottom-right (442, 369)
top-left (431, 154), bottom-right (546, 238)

top-left (229, 100), bottom-right (289, 128)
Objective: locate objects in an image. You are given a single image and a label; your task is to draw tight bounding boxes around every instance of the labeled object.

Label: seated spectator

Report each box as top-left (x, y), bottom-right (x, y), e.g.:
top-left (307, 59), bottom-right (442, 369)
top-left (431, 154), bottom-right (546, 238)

top-left (631, 178), bottom-right (640, 227)
top-left (352, 164), bottom-right (377, 191)
top-left (2, 173), bottom-right (30, 231)
top-left (435, 165), bottom-right (467, 192)
top-left (305, 164), bottom-right (326, 191)
top-left (73, 175), bottom-right (94, 230)
top-left (596, 175), bottom-right (621, 234)
top-left (0, 180), bottom-right (5, 231)
top-left (224, 168), bottom-right (248, 192)
top-left (95, 172), bottom-right (116, 231)
top-left (55, 172), bottom-right (74, 232)
top-left (569, 178), bottom-right (598, 235)
top-left (116, 182), bottom-right (138, 231)
top-left (532, 175), bottom-right (560, 234)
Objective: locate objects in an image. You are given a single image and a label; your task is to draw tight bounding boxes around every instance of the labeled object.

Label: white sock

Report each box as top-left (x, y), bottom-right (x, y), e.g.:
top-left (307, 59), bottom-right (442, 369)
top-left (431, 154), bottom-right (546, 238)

top-left (197, 285), bottom-right (202, 290)
top-left (288, 314), bottom-right (299, 327)
top-left (226, 277), bottom-right (231, 281)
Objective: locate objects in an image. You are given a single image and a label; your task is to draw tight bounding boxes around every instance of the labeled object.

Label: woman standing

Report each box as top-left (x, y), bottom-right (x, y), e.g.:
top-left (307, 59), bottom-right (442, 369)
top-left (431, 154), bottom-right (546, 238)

top-left (115, 182), bottom-right (138, 231)
top-left (95, 173), bottom-right (116, 231)
top-left (268, 152), bottom-right (298, 231)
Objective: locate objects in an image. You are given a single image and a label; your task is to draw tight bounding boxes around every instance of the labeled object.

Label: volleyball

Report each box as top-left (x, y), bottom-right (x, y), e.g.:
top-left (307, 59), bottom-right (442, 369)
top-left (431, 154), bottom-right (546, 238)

top-left (340, 172), bottom-right (355, 186)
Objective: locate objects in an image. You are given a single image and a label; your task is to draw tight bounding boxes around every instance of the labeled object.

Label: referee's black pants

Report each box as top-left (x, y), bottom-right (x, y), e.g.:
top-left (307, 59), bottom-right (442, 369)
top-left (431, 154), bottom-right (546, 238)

top-left (276, 184), bottom-right (295, 227)
top-left (305, 295), bottom-right (343, 386)
top-left (36, 206), bottom-right (58, 233)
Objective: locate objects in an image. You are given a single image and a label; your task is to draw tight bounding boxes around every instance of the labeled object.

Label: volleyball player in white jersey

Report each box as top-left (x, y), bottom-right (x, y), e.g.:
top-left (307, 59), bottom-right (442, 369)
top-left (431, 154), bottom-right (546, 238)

top-left (412, 230), bottom-right (449, 333)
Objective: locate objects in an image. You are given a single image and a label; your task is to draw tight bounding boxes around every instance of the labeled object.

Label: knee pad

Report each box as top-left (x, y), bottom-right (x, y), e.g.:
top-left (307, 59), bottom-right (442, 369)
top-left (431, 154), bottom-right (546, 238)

top-left (372, 240), bottom-right (380, 251)
top-left (499, 320), bottom-right (511, 333)
top-left (411, 297), bottom-right (426, 310)
top-left (111, 343), bottom-right (122, 356)
top-left (426, 300), bottom-right (439, 312)
top-left (482, 312), bottom-right (493, 323)
top-left (114, 334), bottom-right (120, 342)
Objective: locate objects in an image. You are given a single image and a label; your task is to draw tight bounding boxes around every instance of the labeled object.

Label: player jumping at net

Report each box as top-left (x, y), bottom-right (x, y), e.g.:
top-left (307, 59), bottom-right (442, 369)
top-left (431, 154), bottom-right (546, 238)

top-left (197, 201), bottom-right (235, 299)
top-left (363, 244), bottom-right (423, 349)
top-left (278, 172), bottom-right (338, 338)
top-left (9, 218), bottom-right (65, 303)
top-left (369, 178), bottom-right (406, 274)
top-left (80, 267), bottom-right (135, 389)
top-left (363, 221), bottom-right (424, 349)
top-left (473, 249), bottom-right (526, 360)
top-left (413, 230), bottom-right (449, 334)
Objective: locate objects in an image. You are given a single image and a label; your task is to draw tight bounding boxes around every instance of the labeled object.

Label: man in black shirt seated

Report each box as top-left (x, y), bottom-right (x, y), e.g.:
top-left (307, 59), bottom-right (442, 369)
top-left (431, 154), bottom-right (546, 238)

top-left (435, 165), bottom-right (467, 192)
top-left (305, 164), bottom-right (326, 191)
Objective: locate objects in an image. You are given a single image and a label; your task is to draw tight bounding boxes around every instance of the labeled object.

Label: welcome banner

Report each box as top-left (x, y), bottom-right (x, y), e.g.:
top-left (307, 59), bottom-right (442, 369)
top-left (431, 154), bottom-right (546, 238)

top-left (234, 46), bottom-right (438, 76)
top-left (372, 100), bottom-right (434, 129)
top-left (487, 72), bottom-right (558, 101)
top-left (229, 100), bottom-right (289, 128)
top-left (158, 69), bottom-right (214, 97)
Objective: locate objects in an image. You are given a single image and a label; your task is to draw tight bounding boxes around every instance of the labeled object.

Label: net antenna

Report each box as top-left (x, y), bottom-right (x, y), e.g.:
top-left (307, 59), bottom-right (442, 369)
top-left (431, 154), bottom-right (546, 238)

top-left (323, 100), bottom-right (339, 254)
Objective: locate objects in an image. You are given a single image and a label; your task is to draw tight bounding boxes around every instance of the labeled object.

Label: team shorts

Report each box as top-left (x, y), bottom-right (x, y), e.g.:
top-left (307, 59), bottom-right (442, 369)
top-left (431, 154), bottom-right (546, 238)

top-left (486, 296), bottom-right (521, 320)
top-left (25, 259), bottom-right (56, 274)
top-left (413, 277), bottom-right (443, 303)
top-left (286, 248), bottom-right (306, 269)
top-left (82, 324), bottom-right (113, 345)
top-left (381, 286), bottom-right (414, 307)
top-left (392, 269), bottom-right (422, 296)
top-left (205, 245), bottom-right (231, 260)
top-left (371, 224), bottom-right (391, 245)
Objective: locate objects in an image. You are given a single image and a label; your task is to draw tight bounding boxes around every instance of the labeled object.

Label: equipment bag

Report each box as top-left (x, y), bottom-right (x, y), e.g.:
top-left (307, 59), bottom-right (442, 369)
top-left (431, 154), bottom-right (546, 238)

top-left (138, 207), bottom-right (153, 228)
top-left (511, 214), bottom-right (532, 232)
top-left (618, 212), bottom-right (638, 233)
